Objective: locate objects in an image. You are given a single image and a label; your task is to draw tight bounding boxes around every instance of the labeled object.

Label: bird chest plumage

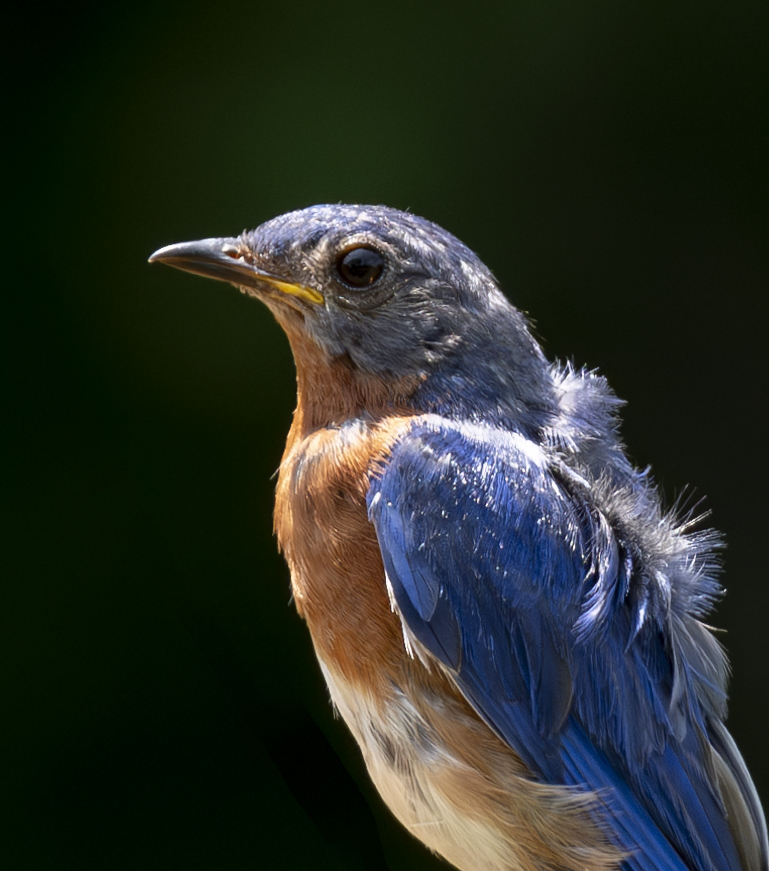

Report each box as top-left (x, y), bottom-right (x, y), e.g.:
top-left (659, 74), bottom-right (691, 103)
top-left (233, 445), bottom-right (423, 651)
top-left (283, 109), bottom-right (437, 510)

top-left (273, 412), bottom-right (622, 871)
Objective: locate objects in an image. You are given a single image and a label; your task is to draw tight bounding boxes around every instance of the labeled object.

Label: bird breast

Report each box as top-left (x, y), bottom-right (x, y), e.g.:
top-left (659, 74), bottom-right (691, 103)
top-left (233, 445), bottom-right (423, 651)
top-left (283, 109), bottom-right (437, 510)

top-left (274, 415), bottom-right (621, 871)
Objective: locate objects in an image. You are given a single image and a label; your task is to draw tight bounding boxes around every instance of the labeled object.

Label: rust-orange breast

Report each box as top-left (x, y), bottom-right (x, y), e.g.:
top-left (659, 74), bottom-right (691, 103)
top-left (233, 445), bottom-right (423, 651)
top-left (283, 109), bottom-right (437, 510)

top-left (274, 414), bottom-right (414, 692)
top-left (272, 412), bottom-right (620, 871)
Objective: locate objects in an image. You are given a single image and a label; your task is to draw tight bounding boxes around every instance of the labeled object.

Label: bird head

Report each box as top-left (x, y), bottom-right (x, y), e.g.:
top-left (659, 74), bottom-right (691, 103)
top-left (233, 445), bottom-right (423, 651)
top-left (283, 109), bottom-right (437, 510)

top-left (150, 205), bottom-right (554, 430)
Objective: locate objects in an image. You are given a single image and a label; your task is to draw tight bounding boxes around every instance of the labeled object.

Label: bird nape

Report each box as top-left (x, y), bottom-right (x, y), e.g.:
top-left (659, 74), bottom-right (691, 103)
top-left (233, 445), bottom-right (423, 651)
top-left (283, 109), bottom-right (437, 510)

top-left (150, 205), bottom-right (767, 871)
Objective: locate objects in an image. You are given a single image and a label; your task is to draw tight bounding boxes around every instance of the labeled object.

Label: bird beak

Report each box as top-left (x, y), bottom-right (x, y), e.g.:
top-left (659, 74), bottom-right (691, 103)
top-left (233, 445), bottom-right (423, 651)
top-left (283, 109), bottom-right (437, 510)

top-left (148, 237), bottom-right (324, 305)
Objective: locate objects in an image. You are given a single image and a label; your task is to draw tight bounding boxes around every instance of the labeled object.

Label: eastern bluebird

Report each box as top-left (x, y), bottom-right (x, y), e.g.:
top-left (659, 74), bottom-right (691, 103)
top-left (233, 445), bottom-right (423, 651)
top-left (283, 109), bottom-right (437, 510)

top-left (150, 205), bottom-right (767, 871)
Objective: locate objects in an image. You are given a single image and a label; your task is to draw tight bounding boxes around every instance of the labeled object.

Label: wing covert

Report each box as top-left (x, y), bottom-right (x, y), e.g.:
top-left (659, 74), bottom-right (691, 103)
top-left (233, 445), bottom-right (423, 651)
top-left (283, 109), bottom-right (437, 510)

top-left (367, 417), bottom-right (762, 871)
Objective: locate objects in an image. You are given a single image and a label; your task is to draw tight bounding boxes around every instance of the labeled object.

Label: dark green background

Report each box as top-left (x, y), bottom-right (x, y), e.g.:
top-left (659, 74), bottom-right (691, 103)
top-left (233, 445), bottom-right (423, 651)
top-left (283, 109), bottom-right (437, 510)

top-left (7, 2), bottom-right (768, 868)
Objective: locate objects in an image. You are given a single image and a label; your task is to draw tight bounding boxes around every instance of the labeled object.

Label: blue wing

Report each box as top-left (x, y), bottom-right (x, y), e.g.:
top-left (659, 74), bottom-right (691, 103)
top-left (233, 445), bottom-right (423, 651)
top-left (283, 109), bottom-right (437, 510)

top-left (367, 417), bottom-right (767, 871)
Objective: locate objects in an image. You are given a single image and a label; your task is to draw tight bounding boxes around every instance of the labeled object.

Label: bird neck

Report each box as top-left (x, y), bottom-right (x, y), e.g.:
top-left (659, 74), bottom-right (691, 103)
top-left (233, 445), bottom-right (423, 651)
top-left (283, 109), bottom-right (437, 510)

top-left (412, 349), bottom-right (558, 438)
top-left (276, 312), bottom-right (421, 444)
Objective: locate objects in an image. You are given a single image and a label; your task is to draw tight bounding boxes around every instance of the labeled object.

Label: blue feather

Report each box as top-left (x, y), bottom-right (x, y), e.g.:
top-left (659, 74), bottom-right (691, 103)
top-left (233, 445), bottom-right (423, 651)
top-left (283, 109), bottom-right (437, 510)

top-left (368, 415), bottom-right (763, 871)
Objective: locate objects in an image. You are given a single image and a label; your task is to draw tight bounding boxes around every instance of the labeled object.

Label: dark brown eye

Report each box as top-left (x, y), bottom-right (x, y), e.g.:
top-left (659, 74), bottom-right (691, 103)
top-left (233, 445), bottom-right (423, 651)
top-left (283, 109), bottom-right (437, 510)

top-left (336, 247), bottom-right (384, 288)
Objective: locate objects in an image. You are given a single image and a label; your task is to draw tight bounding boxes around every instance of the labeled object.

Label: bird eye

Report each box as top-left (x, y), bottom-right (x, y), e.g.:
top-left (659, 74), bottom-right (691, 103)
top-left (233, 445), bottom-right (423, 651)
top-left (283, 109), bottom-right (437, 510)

top-left (336, 247), bottom-right (384, 288)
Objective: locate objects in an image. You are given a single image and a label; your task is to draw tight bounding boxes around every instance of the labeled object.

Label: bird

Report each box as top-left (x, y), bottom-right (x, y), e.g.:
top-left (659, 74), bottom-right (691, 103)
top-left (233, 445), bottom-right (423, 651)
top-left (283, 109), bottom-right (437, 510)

top-left (150, 205), bottom-right (768, 871)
